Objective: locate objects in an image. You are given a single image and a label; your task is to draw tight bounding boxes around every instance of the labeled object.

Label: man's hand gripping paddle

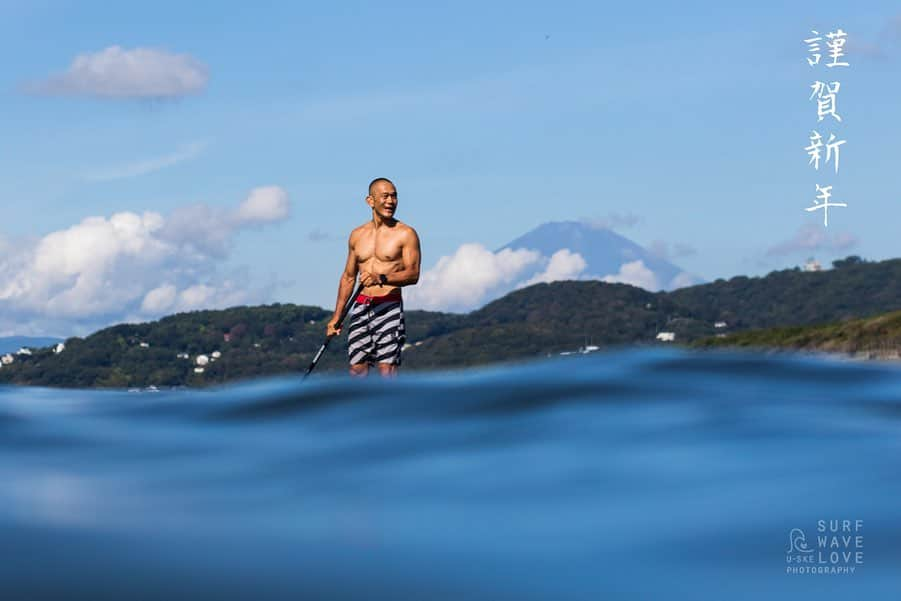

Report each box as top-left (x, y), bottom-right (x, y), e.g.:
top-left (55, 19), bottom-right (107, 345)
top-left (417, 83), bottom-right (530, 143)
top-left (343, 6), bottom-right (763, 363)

top-left (303, 280), bottom-right (364, 380)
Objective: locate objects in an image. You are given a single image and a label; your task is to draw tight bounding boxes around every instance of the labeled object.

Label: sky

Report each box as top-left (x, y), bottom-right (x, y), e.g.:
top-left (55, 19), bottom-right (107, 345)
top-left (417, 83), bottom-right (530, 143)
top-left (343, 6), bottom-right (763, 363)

top-left (1, 1), bottom-right (899, 336)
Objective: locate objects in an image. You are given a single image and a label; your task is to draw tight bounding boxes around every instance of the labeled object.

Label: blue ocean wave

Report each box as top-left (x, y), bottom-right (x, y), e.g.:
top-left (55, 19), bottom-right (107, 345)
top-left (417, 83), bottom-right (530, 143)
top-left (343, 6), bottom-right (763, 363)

top-left (1, 347), bottom-right (899, 599)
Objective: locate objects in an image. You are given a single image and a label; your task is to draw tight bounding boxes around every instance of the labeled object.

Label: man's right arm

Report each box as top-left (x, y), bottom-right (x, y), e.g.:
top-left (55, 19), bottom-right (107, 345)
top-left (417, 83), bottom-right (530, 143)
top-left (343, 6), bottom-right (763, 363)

top-left (326, 235), bottom-right (358, 337)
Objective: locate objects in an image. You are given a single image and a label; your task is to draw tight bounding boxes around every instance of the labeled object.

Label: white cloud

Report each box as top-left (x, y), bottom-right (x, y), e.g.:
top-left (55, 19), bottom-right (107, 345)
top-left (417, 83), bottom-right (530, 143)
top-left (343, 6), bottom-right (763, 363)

top-left (29, 46), bottom-right (208, 99)
top-left (84, 141), bottom-right (207, 182)
top-left (406, 244), bottom-right (541, 312)
top-left (140, 284), bottom-right (177, 314)
top-left (178, 284), bottom-right (217, 310)
top-left (765, 223), bottom-right (858, 257)
top-left (159, 185), bottom-right (290, 259)
top-left (668, 271), bottom-right (703, 289)
top-left (648, 239), bottom-right (697, 260)
top-left (520, 249), bottom-right (587, 287)
top-left (235, 186), bottom-right (290, 224)
top-left (399, 240), bottom-right (679, 313)
top-left (408, 246), bottom-right (600, 312)
top-left (0, 187), bottom-right (290, 335)
top-left (600, 260), bottom-right (661, 291)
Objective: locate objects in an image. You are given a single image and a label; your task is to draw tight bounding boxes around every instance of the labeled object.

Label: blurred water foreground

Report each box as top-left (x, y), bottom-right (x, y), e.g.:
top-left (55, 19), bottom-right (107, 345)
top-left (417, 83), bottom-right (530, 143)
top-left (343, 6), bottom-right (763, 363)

top-left (0, 346), bottom-right (899, 600)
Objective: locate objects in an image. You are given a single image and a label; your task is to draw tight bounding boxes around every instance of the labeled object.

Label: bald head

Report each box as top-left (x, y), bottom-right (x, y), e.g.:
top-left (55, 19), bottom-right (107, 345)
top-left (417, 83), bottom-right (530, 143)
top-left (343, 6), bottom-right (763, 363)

top-left (368, 177), bottom-right (395, 196)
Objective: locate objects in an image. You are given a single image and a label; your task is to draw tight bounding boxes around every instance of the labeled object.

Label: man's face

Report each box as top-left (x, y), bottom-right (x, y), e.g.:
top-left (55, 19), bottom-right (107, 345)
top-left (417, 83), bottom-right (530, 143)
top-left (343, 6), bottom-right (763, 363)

top-left (367, 182), bottom-right (398, 219)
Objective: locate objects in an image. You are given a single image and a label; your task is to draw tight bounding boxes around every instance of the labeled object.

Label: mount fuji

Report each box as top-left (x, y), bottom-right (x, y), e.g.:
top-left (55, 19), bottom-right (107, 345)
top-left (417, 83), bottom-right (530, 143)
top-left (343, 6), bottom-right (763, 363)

top-left (407, 220), bottom-right (705, 313)
top-left (497, 221), bottom-right (703, 292)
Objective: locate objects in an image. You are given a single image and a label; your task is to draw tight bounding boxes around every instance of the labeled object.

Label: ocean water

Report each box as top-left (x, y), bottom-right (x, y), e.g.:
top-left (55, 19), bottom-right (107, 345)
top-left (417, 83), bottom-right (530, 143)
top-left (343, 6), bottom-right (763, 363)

top-left (0, 347), bottom-right (899, 600)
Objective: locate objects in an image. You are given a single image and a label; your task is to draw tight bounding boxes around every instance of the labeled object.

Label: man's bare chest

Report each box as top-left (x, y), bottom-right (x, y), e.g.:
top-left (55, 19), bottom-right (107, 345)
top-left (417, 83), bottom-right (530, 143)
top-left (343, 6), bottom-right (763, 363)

top-left (355, 231), bottom-right (404, 262)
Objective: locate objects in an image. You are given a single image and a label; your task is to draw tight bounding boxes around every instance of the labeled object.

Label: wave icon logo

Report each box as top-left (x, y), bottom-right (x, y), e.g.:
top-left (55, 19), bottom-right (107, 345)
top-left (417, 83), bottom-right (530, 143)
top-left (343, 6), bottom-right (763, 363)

top-left (787, 528), bottom-right (815, 554)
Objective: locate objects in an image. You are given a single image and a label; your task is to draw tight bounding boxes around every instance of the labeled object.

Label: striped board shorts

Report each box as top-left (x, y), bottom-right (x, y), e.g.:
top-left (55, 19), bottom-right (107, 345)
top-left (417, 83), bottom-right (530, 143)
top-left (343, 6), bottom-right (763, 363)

top-left (346, 289), bottom-right (406, 366)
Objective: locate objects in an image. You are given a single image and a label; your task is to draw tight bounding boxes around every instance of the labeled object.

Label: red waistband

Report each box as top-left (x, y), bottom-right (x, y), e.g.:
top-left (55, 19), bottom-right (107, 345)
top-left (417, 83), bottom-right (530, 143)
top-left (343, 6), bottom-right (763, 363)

top-left (355, 289), bottom-right (402, 304)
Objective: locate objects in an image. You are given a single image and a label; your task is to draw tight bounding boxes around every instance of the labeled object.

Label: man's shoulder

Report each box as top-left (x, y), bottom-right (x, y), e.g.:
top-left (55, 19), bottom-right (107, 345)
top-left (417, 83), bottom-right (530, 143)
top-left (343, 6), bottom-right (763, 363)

top-left (395, 221), bottom-right (419, 238)
top-left (349, 222), bottom-right (371, 239)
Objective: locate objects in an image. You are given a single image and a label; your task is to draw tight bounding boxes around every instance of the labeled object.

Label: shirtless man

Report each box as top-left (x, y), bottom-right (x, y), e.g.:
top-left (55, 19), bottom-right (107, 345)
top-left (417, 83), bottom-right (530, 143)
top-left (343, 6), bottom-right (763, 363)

top-left (326, 178), bottom-right (421, 377)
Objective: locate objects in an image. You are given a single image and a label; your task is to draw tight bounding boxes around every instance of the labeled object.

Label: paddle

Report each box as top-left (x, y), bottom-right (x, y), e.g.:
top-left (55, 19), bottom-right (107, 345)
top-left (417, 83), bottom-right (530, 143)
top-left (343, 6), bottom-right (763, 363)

top-left (303, 280), bottom-right (365, 380)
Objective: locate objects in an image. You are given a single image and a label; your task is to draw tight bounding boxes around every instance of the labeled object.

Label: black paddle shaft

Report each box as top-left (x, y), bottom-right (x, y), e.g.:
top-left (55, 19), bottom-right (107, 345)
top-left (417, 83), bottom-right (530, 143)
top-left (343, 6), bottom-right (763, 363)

top-left (303, 281), bottom-right (364, 379)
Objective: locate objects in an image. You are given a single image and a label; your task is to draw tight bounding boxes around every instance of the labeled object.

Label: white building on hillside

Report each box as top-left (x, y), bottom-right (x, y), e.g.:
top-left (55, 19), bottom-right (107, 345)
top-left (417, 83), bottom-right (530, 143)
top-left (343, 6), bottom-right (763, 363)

top-left (803, 257), bottom-right (822, 272)
top-left (656, 332), bottom-right (676, 342)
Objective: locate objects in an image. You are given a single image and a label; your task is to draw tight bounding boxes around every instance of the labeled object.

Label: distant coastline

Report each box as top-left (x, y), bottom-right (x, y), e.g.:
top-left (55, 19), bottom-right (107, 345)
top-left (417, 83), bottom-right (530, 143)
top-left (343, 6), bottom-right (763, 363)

top-left (692, 308), bottom-right (901, 363)
top-left (1, 255), bottom-right (900, 388)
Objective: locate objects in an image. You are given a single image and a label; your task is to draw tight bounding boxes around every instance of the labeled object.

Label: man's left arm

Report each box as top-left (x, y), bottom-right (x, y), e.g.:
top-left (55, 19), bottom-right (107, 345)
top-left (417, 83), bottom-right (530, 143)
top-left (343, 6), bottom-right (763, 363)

top-left (386, 228), bottom-right (421, 287)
